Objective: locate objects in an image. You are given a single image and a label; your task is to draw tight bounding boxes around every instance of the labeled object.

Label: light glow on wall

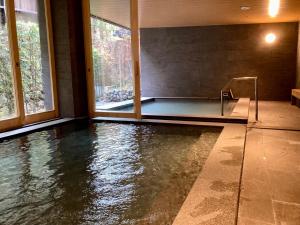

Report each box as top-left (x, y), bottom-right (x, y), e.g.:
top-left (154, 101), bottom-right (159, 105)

top-left (268, 0), bottom-right (280, 17)
top-left (265, 33), bottom-right (276, 43)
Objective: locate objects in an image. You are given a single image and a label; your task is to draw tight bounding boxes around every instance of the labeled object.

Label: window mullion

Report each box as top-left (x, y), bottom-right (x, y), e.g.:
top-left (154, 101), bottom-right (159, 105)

top-left (5, 0), bottom-right (25, 125)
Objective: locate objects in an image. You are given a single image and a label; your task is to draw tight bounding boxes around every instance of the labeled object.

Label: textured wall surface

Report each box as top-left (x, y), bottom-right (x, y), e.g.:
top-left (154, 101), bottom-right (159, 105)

top-left (66, 0), bottom-right (88, 117)
top-left (297, 22), bottom-right (300, 88)
top-left (140, 23), bottom-right (299, 100)
top-left (51, 0), bottom-right (87, 117)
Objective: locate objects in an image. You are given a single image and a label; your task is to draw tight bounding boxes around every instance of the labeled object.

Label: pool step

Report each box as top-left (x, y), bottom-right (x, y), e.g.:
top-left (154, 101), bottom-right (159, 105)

top-left (142, 114), bottom-right (248, 124)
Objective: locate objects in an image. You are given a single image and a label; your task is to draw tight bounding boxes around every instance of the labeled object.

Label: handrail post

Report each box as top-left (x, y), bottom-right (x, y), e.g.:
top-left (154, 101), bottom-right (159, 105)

top-left (255, 77), bottom-right (258, 121)
top-left (220, 76), bottom-right (259, 120)
top-left (221, 90), bottom-right (224, 116)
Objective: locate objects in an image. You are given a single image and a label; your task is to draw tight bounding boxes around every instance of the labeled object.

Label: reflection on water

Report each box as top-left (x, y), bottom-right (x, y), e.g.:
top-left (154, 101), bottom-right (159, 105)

top-left (0, 122), bottom-right (221, 225)
top-left (120, 99), bottom-right (236, 116)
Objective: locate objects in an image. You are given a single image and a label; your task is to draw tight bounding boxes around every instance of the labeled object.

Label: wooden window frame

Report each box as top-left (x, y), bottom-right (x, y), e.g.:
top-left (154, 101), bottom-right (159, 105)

top-left (0, 0), bottom-right (58, 132)
top-left (82, 0), bottom-right (141, 119)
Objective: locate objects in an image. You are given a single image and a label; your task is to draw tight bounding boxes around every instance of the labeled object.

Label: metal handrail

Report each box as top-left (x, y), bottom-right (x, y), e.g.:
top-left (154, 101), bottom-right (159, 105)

top-left (221, 76), bottom-right (258, 121)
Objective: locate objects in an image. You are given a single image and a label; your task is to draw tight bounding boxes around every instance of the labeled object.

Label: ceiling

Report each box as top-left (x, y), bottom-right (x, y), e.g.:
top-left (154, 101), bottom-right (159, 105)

top-left (90, 0), bottom-right (131, 27)
top-left (90, 0), bottom-right (300, 28)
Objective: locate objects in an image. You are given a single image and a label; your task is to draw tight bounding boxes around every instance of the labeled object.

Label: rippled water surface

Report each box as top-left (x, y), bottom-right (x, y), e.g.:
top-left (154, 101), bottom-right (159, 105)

top-left (0, 122), bottom-right (221, 225)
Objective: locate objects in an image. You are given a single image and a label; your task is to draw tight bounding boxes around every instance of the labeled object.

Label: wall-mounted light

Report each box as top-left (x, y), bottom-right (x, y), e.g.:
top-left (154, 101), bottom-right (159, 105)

top-left (265, 33), bottom-right (276, 43)
top-left (269, 0), bottom-right (280, 17)
top-left (240, 6), bottom-right (251, 11)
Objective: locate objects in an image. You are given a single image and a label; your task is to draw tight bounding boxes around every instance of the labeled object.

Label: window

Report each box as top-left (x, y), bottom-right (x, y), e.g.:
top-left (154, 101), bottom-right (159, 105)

top-left (84, 0), bottom-right (141, 118)
top-left (91, 17), bottom-right (134, 111)
top-left (0, 0), bottom-right (58, 132)
top-left (15, 0), bottom-right (54, 115)
top-left (0, 0), bottom-right (16, 120)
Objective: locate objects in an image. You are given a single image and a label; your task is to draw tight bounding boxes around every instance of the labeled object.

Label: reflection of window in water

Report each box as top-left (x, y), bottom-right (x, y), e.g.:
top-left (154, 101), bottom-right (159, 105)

top-left (0, 131), bottom-right (63, 224)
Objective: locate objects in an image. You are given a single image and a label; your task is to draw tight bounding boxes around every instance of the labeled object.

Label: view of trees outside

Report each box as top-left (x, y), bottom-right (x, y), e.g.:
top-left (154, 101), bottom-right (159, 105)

top-left (0, 8), bottom-right (16, 120)
top-left (1, 6), bottom-right (134, 118)
top-left (91, 17), bottom-right (134, 107)
top-left (16, 20), bottom-right (45, 114)
top-left (16, 12), bottom-right (52, 115)
top-left (0, 1), bottom-right (52, 119)
top-left (15, 0), bottom-right (53, 115)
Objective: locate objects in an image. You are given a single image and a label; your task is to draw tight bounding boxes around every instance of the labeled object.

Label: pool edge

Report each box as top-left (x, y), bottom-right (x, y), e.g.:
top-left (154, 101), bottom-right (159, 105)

top-left (172, 124), bottom-right (247, 225)
top-left (0, 118), bottom-right (79, 141)
top-left (0, 118), bottom-right (247, 225)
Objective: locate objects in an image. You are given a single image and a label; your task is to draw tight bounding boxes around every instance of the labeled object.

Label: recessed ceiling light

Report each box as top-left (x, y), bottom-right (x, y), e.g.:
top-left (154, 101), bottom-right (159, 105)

top-left (269, 0), bottom-right (280, 17)
top-left (240, 6), bottom-right (251, 11)
top-left (265, 33), bottom-right (276, 43)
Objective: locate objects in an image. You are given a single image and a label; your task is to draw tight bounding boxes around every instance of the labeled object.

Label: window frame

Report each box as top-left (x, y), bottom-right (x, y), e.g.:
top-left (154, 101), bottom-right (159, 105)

top-left (82, 0), bottom-right (141, 119)
top-left (0, 0), bottom-right (58, 132)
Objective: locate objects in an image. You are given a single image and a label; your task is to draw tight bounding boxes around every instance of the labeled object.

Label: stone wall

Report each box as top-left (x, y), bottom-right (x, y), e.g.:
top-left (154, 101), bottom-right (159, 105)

top-left (51, 0), bottom-right (87, 117)
top-left (140, 23), bottom-right (299, 100)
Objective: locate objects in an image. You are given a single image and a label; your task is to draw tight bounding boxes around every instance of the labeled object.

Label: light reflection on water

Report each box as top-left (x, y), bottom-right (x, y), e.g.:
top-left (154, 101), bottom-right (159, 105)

top-left (0, 122), bottom-right (221, 225)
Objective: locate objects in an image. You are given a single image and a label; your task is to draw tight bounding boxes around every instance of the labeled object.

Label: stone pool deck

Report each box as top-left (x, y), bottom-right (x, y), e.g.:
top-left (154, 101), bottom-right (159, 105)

top-left (173, 124), bottom-right (246, 225)
top-left (172, 101), bottom-right (300, 225)
top-left (238, 101), bottom-right (300, 225)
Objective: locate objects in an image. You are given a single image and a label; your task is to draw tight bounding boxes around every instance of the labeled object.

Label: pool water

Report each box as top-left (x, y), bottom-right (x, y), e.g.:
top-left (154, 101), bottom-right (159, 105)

top-left (121, 99), bottom-right (236, 116)
top-left (0, 122), bottom-right (221, 225)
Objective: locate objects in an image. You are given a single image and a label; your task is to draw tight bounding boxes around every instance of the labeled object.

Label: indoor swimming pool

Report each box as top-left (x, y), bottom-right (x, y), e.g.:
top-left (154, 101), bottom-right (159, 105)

top-left (0, 121), bottom-right (222, 225)
top-left (99, 98), bottom-right (237, 116)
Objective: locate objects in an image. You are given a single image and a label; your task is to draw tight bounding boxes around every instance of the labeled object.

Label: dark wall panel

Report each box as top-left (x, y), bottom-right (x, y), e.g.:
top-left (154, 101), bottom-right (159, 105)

top-left (66, 0), bottom-right (87, 117)
top-left (51, 0), bottom-right (74, 117)
top-left (297, 22), bottom-right (300, 88)
top-left (140, 23), bottom-right (298, 100)
top-left (51, 0), bottom-right (87, 117)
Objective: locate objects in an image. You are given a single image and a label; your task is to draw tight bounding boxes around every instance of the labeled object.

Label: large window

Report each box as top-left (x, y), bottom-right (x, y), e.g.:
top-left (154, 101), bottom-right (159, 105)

top-left (91, 17), bottom-right (133, 111)
top-left (0, 0), bottom-right (57, 132)
top-left (84, 0), bottom-right (141, 118)
top-left (15, 0), bottom-right (54, 115)
top-left (0, 0), bottom-right (17, 120)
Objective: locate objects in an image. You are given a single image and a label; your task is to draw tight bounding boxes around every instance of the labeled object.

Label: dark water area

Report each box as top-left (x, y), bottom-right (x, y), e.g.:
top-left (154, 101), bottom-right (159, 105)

top-left (0, 122), bottom-right (221, 225)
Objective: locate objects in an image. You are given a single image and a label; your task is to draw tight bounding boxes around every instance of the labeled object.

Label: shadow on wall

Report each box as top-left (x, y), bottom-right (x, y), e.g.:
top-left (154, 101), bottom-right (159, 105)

top-left (297, 21), bottom-right (300, 88)
top-left (140, 22), bottom-right (299, 100)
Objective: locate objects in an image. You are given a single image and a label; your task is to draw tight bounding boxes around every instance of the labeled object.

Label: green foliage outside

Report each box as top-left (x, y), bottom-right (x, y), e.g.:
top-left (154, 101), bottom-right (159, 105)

top-left (91, 18), bottom-right (134, 104)
top-left (0, 21), bottom-right (15, 119)
top-left (17, 21), bottom-right (44, 114)
top-left (0, 20), bottom-right (44, 119)
top-left (0, 16), bottom-right (133, 120)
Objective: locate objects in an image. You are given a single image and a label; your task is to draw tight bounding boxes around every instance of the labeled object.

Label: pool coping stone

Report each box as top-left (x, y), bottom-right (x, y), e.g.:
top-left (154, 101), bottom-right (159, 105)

top-left (0, 118), bottom-right (76, 141)
top-left (172, 124), bottom-right (247, 225)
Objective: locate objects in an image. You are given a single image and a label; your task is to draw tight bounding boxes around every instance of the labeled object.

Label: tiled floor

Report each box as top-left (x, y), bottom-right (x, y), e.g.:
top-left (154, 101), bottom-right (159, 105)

top-left (238, 101), bottom-right (300, 225)
top-left (248, 101), bottom-right (300, 130)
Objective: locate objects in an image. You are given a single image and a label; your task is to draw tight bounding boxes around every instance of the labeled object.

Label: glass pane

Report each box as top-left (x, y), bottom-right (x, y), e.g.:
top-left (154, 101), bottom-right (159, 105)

top-left (0, 1), bottom-right (17, 120)
top-left (15, 0), bottom-right (53, 115)
top-left (90, 0), bottom-right (134, 112)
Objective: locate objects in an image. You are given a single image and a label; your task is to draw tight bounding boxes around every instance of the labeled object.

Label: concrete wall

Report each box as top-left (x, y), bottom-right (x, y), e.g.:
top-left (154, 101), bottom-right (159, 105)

top-left (38, 0), bottom-right (52, 110)
top-left (140, 23), bottom-right (299, 100)
top-left (297, 22), bottom-right (300, 88)
top-left (51, 0), bottom-right (87, 117)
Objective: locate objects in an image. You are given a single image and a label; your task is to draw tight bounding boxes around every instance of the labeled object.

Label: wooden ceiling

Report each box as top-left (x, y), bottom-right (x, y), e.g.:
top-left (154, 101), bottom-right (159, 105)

top-left (90, 0), bottom-right (300, 28)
